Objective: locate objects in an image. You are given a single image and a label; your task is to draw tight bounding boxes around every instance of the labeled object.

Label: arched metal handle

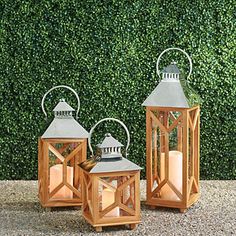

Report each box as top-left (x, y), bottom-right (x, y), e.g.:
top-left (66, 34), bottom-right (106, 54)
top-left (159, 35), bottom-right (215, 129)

top-left (88, 118), bottom-right (130, 157)
top-left (156, 47), bottom-right (192, 81)
top-left (41, 85), bottom-right (80, 120)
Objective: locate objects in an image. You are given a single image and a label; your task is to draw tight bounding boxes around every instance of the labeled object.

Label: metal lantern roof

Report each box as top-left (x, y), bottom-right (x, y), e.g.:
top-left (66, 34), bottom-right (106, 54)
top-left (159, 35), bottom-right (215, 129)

top-left (142, 48), bottom-right (201, 108)
top-left (53, 99), bottom-right (75, 111)
top-left (98, 133), bottom-right (124, 148)
top-left (86, 133), bottom-right (141, 173)
top-left (98, 133), bottom-right (123, 159)
top-left (162, 62), bottom-right (180, 74)
top-left (142, 62), bottom-right (190, 108)
top-left (42, 99), bottom-right (88, 139)
top-left (89, 157), bottom-right (142, 173)
top-left (80, 118), bottom-right (142, 174)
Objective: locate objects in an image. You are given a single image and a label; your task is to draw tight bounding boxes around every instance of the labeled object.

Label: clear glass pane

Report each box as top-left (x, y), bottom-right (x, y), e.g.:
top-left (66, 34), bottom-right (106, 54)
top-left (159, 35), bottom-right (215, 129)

top-left (150, 110), bottom-right (161, 193)
top-left (49, 163), bottom-right (73, 199)
top-left (48, 142), bottom-right (82, 200)
top-left (99, 177), bottom-right (119, 217)
top-left (151, 110), bottom-right (183, 201)
top-left (188, 108), bottom-right (199, 197)
top-left (98, 175), bottom-right (136, 218)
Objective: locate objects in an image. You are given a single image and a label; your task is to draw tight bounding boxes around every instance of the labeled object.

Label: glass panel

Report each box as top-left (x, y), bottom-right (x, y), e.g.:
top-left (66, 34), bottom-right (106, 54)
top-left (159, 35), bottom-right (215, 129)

top-left (161, 126), bottom-right (183, 201)
top-left (151, 110), bottom-right (183, 201)
top-left (82, 172), bottom-right (93, 218)
top-left (188, 108), bottom-right (199, 197)
top-left (151, 126), bottom-right (160, 191)
top-left (98, 175), bottom-right (136, 218)
top-left (48, 142), bottom-right (82, 200)
top-left (49, 163), bottom-right (73, 199)
top-left (151, 110), bottom-right (161, 193)
top-left (98, 177), bottom-right (119, 217)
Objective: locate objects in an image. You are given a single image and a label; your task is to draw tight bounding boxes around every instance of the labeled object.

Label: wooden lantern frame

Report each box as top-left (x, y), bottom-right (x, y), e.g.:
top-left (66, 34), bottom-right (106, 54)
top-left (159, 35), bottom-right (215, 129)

top-left (81, 169), bottom-right (141, 232)
top-left (38, 138), bottom-right (87, 208)
top-left (146, 105), bottom-right (200, 212)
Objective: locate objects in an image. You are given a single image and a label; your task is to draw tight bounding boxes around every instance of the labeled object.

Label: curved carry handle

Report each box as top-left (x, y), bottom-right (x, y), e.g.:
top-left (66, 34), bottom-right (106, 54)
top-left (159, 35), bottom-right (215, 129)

top-left (88, 118), bottom-right (130, 157)
top-left (41, 85), bottom-right (80, 120)
top-left (156, 47), bottom-right (193, 81)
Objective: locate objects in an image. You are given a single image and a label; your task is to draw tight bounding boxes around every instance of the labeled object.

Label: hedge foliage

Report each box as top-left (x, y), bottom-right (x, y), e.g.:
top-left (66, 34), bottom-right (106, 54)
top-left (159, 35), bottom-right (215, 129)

top-left (0, 0), bottom-right (235, 180)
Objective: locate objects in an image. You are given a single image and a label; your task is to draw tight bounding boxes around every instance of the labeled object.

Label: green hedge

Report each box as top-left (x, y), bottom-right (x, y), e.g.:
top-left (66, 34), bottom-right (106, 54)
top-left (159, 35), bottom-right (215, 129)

top-left (0, 0), bottom-right (235, 180)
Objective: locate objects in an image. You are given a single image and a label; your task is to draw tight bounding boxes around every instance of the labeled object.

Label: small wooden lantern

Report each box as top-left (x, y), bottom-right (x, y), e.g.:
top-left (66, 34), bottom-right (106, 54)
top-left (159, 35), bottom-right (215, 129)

top-left (38, 85), bottom-right (89, 208)
top-left (79, 118), bottom-right (142, 232)
top-left (143, 48), bottom-right (200, 212)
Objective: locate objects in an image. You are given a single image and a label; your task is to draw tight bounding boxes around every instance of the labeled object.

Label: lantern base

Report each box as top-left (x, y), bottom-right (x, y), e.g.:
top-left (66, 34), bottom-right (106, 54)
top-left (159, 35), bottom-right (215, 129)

top-left (146, 203), bottom-right (188, 212)
top-left (95, 227), bottom-right (102, 232)
top-left (145, 191), bottom-right (200, 212)
top-left (83, 213), bottom-right (140, 232)
top-left (128, 224), bottom-right (137, 230)
top-left (180, 208), bottom-right (187, 213)
top-left (94, 223), bottom-right (138, 232)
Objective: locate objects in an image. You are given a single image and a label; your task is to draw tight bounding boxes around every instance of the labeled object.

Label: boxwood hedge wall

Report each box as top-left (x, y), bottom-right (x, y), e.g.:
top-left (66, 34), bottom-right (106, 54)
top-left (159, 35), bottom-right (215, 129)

top-left (0, 0), bottom-right (235, 180)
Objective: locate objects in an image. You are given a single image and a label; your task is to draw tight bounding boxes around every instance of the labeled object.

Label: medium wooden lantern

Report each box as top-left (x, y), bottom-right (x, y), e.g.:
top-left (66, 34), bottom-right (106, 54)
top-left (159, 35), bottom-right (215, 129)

top-left (79, 118), bottom-right (142, 232)
top-left (38, 85), bottom-right (89, 208)
top-left (143, 48), bottom-right (201, 212)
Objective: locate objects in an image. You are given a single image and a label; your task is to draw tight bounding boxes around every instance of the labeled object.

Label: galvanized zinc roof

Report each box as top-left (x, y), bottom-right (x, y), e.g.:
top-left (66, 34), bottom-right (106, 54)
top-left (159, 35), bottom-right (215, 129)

top-left (98, 133), bottom-right (124, 148)
top-left (42, 100), bottom-right (88, 139)
top-left (42, 118), bottom-right (89, 138)
top-left (142, 80), bottom-right (189, 108)
top-left (142, 63), bottom-right (190, 108)
top-left (89, 157), bottom-right (142, 173)
top-left (80, 132), bottom-right (142, 173)
top-left (53, 99), bottom-right (75, 111)
top-left (162, 62), bottom-right (180, 74)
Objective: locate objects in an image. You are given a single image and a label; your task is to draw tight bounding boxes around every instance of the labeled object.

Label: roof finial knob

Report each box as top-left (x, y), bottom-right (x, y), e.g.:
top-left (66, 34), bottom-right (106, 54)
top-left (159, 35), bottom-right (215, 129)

top-left (171, 61), bottom-right (177, 65)
top-left (105, 133), bottom-right (111, 137)
top-left (60, 98), bottom-right (65, 102)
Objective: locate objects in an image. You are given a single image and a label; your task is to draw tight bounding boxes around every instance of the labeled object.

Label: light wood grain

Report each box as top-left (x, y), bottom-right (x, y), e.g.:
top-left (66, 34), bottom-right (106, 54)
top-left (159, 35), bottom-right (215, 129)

top-left (80, 170), bottom-right (141, 231)
top-left (38, 138), bottom-right (87, 207)
top-left (145, 106), bottom-right (200, 211)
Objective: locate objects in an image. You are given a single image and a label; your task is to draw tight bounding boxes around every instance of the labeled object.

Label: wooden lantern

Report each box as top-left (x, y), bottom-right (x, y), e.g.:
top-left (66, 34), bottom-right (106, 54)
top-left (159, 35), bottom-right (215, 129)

top-left (38, 85), bottom-right (89, 208)
top-left (143, 48), bottom-right (200, 212)
top-left (79, 118), bottom-right (142, 232)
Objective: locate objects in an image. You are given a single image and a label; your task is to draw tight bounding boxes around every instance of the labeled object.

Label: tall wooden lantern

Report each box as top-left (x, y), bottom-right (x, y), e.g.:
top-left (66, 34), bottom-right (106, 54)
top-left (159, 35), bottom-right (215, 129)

top-left (79, 118), bottom-right (142, 232)
top-left (143, 48), bottom-right (201, 212)
top-left (38, 85), bottom-right (89, 208)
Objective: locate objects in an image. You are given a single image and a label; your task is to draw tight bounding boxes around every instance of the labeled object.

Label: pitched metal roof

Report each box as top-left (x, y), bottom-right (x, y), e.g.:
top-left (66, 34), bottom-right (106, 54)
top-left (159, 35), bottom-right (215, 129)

top-left (98, 133), bottom-right (124, 148)
top-left (142, 80), bottom-right (189, 108)
top-left (142, 62), bottom-right (191, 108)
top-left (53, 99), bottom-right (75, 112)
top-left (162, 62), bottom-right (180, 74)
top-left (79, 133), bottom-right (142, 173)
top-left (42, 100), bottom-right (88, 139)
top-left (42, 117), bottom-right (89, 138)
top-left (88, 157), bottom-right (142, 173)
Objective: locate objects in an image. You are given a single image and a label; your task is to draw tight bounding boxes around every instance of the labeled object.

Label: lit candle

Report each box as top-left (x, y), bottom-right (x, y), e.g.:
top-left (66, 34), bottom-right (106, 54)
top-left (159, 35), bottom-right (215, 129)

top-left (102, 188), bottom-right (120, 217)
top-left (49, 164), bottom-right (73, 199)
top-left (160, 151), bottom-right (183, 200)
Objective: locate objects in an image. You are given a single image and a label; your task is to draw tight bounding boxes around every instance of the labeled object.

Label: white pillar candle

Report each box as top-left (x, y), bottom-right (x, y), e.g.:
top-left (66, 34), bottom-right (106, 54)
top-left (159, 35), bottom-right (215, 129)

top-left (160, 151), bottom-right (183, 200)
top-left (102, 188), bottom-right (120, 217)
top-left (49, 164), bottom-right (73, 199)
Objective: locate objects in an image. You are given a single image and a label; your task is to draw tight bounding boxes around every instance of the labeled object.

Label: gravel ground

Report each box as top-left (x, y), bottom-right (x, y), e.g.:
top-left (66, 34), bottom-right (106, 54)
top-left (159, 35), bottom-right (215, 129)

top-left (0, 180), bottom-right (235, 236)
